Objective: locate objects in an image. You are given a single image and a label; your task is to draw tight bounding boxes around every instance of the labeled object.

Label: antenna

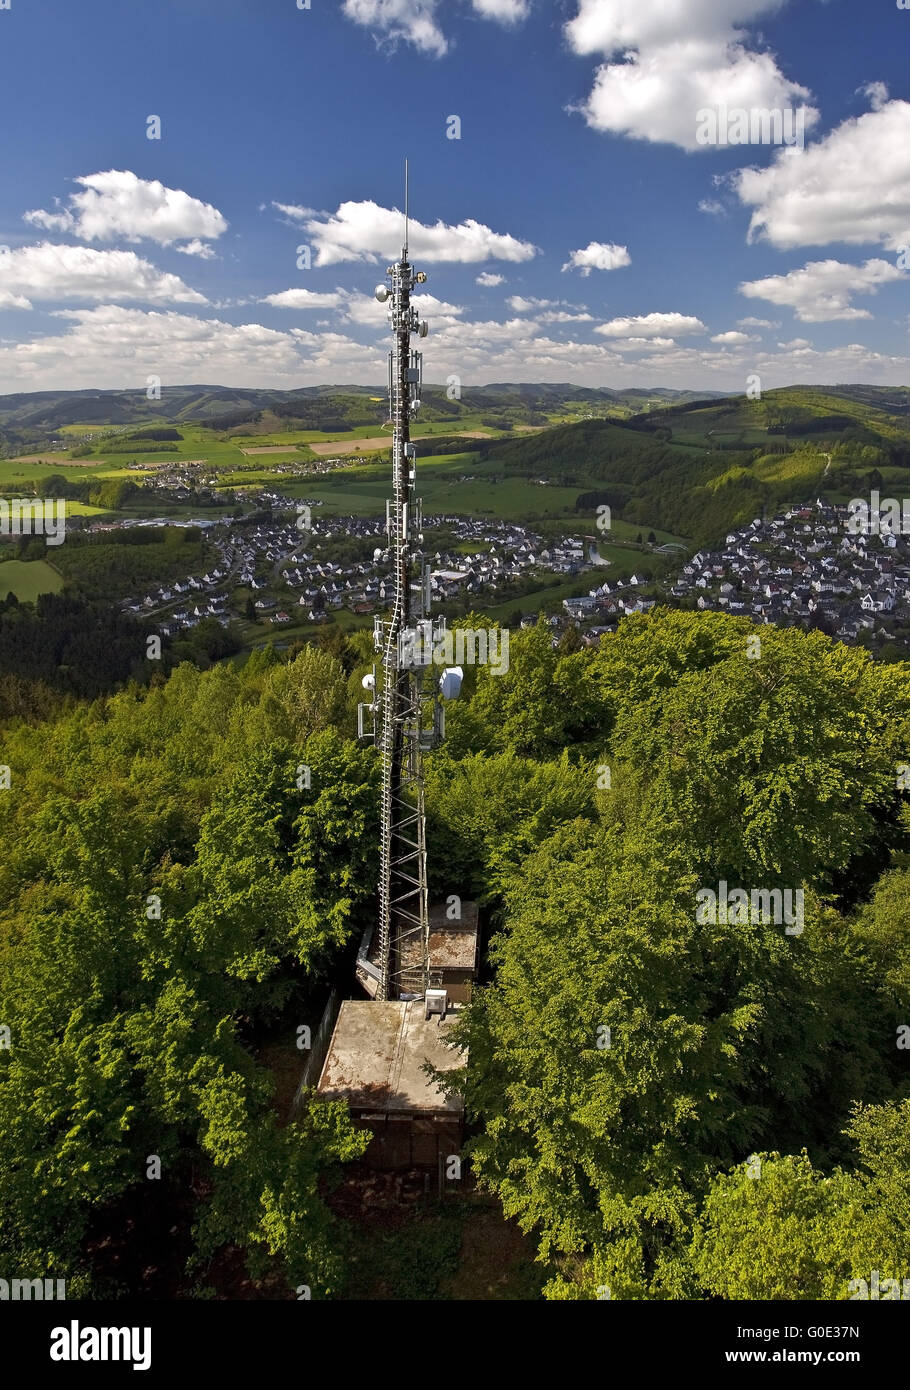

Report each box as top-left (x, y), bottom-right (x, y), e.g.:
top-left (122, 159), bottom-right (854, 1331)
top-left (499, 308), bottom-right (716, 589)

top-left (360, 174), bottom-right (459, 1001)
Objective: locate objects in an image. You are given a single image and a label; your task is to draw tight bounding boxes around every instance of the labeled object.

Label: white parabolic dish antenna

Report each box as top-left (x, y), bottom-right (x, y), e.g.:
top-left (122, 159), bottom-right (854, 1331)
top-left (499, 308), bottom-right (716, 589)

top-left (439, 666), bottom-right (463, 700)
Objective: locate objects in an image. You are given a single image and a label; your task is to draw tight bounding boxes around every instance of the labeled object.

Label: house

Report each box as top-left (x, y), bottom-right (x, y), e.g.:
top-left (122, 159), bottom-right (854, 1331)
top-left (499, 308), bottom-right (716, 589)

top-left (563, 596), bottom-right (598, 617)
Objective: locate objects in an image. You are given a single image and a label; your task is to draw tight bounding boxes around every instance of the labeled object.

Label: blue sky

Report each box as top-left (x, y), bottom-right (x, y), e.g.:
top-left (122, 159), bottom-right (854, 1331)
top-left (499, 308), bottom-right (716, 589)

top-left (0, 0), bottom-right (908, 392)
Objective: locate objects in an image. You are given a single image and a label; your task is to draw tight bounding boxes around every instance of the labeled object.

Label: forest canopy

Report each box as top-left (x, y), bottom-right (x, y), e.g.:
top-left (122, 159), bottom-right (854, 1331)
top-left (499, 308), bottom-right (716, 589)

top-left (1, 610), bottom-right (909, 1298)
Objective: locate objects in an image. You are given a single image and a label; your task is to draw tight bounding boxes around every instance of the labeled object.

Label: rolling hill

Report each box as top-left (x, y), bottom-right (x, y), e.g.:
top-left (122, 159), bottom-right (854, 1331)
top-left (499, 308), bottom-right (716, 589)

top-left (480, 386), bottom-right (910, 545)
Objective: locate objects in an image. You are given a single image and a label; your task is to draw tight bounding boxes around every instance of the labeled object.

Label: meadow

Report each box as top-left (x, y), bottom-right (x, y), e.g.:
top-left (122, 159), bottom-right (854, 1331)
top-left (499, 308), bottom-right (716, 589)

top-left (0, 557), bottom-right (64, 601)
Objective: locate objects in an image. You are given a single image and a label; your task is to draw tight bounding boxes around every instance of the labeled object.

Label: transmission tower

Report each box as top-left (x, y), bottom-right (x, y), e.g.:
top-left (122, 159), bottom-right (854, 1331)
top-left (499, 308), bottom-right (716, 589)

top-left (357, 164), bottom-right (462, 1001)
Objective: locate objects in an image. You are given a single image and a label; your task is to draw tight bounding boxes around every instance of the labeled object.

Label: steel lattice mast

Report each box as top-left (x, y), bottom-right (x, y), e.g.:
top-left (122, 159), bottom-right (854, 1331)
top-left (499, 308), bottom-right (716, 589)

top-left (358, 165), bottom-right (456, 1001)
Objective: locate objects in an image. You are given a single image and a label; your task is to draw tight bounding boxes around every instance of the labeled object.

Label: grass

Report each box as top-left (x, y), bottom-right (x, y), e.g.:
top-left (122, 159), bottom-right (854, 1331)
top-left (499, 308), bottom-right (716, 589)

top-left (59, 501), bottom-right (112, 517)
top-left (600, 518), bottom-right (689, 546)
top-left (272, 453), bottom-right (587, 521)
top-left (594, 542), bottom-right (655, 576)
top-left (481, 574), bottom-right (595, 622)
top-left (235, 608), bottom-right (371, 651)
top-left (0, 557), bottom-right (64, 602)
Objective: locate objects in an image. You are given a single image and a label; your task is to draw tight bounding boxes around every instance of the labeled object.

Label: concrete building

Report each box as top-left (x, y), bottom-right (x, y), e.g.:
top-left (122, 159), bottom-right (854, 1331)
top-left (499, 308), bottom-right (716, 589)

top-left (356, 900), bottom-right (480, 1003)
top-left (426, 900), bottom-right (480, 1003)
top-left (317, 998), bottom-right (465, 1169)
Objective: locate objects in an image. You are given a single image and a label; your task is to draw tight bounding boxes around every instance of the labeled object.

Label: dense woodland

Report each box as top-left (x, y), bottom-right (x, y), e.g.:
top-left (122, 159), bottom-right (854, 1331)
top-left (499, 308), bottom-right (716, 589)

top-left (1, 608), bottom-right (909, 1298)
top-left (484, 403), bottom-right (910, 546)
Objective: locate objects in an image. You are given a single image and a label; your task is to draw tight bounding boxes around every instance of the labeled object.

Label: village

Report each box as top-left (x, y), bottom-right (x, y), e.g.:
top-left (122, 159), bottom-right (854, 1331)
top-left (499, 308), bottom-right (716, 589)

top-left (666, 498), bottom-right (910, 647)
top-left (114, 487), bottom-right (595, 636)
top-left (567, 498), bottom-right (910, 652)
top-left (109, 489), bottom-right (910, 658)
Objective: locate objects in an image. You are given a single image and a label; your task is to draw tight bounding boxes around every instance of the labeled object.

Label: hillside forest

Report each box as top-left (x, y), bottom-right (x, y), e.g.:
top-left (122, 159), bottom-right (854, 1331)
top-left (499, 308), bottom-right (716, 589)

top-left (1, 609), bottom-right (909, 1298)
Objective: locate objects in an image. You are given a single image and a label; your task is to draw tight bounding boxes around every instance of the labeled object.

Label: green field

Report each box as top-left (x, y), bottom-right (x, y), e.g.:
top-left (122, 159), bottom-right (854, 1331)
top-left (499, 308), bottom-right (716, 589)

top-left (276, 452), bottom-right (587, 521)
top-left (481, 575), bottom-right (595, 622)
top-left (0, 558), bottom-right (64, 602)
top-left (594, 542), bottom-right (658, 576)
top-left (597, 519), bottom-right (689, 545)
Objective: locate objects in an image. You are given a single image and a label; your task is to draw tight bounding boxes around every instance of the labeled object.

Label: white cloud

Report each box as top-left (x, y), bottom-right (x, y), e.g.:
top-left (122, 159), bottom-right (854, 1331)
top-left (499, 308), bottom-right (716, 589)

top-left (565, 0), bottom-right (816, 151)
top-left (5, 300), bottom-right (910, 392)
top-left (710, 329), bottom-right (758, 344)
top-left (566, 0), bottom-right (783, 51)
top-left (0, 242), bottom-right (207, 305)
top-left (506, 295), bottom-right (592, 321)
top-left (861, 81), bottom-right (889, 113)
top-left (738, 315), bottom-right (777, 328)
top-left (472, 0), bottom-right (529, 21)
top-left (698, 199), bottom-right (727, 216)
top-left (273, 202), bottom-right (318, 222)
top-left (0, 290), bottom-right (33, 310)
top-left (595, 311), bottom-right (706, 338)
top-left (24, 170), bottom-right (228, 251)
top-left (273, 199), bottom-right (537, 266)
top-left (341, 0), bottom-right (528, 56)
top-left (608, 335), bottom-right (678, 351)
top-left (0, 304), bottom-right (383, 392)
top-left (476, 271), bottom-right (504, 286)
top-left (174, 239), bottom-right (217, 259)
top-left (776, 337), bottom-right (812, 349)
top-left (339, 289), bottom-right (463, 328)
top-left (342, 0), bottom-right (447, 55)
top-left (733, 97), bottom-right (910, 249)
top-left (431, 315), bottom-right (539, 348)
top-left (562, 241), bottom-right (631, 275)
top-left (261, 288), bottom-right (344, 310)
top-left (538, 310), bottom-right (594, 323)
top-left (739, 258), bottom-right (904, 321)
top-left (507, 295), bottom-right (554, 311)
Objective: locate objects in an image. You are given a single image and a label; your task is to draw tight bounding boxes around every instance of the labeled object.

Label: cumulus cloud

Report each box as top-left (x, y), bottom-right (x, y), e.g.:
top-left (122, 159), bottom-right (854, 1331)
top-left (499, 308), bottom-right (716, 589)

top-left (861, 81), bottom-right (889, 113)
top-left (342, 0), bottom-right (447, 54)
top-left (272, 199), bottom-right (537, 266)
top-left (562, 241), bottom-right (631, 275)
top-left (175, 239), bottom-right (217, 259)
top-left (4, 300), bottom-right (910, 392)
top-left (710, 329), bottom-right (758, 344)
top-left (24, 171), bottom-right (227, 253)
top-left (738, 315), bottom-right (778, 328)
top-left (261, 287), bottom-right (344, 309)
top-left (698, 199), bottom-right (727, 216)
top-left (0, 242), bottom-right (207, 305)
top-left (471, 0), bottom-right (529, 22)
top-left (538, 310), bottom-right (594, 323)
top-left (564, 0), bottom-right (816, 151)
top-left (338, 289), bottom-right (463, 329)
top-left (341, 0), bottom-right (528, 56)
top-left (733, 96), bottom-right (910, 249)
top-left (506, 295), bottom-right (592, 321)
top-left (595, 311), bottom-right (707, 338)
top-left (507, 295), bottom-right (554, 311)
top-left (739, 258), bottom-right (904, 321)
top-left (608, 335), bottom-right (678, 351)
top-left (0, 304), bottom-right (384, 392)
top-left (476, 271), bottom-right (504, 286)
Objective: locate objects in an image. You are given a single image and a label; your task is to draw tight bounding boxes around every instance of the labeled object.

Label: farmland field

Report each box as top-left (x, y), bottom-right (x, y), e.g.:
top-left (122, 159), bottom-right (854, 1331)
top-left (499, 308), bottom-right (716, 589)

top-left (309, 434), bottom-right (398, 456)
top-left (0, 558), bottom-right (64, 601)
top-left (279, 454), bottom-right (585, 520)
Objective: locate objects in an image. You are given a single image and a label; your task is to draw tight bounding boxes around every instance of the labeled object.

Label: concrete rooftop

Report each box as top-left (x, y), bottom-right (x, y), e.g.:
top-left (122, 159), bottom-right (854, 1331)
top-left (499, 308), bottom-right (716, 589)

top-left (317, 999), bottom-right (465, 1114)
top-left (427, 927), bottom-right (478, 971)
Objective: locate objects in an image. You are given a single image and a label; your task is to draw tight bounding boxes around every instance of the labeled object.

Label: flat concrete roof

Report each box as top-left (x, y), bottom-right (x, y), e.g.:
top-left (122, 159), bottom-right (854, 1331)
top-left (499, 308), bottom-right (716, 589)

top-left (317, 1000), bottom-right (465, 1115)
top-left (428, 928), bottom-right (478, 971)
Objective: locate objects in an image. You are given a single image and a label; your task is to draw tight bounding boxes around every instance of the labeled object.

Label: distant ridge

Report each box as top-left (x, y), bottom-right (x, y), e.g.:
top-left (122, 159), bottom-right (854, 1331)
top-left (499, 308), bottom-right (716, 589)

top-left (0, 382), bottom-right (729, 431)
